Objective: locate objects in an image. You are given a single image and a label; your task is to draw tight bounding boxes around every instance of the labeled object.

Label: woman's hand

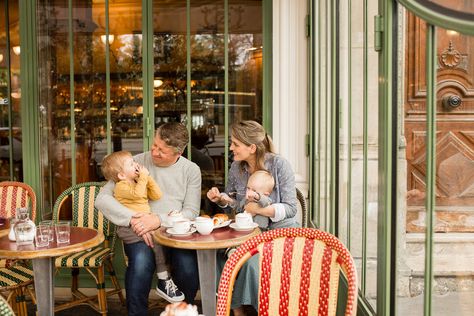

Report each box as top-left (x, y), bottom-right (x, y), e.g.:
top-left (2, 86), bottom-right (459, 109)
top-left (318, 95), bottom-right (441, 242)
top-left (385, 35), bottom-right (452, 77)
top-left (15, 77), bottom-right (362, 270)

top-left (207, 187), bottom-right (222, 203)
top-left (244, 202), bottom-right (261, 215)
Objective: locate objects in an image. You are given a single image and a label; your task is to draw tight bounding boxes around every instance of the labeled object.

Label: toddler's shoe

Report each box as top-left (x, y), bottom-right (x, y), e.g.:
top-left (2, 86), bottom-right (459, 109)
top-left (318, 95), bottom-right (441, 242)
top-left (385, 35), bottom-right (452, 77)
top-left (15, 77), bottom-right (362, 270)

top-left (156, 277), bottom-right (185, 303)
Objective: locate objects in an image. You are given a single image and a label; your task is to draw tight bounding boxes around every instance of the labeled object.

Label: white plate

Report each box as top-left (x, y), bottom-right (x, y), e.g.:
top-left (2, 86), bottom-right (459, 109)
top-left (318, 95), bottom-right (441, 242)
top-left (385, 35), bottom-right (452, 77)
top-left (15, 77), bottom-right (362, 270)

top-left (229, 222), bottom-right (258, 231)
top-left (166, 227), bottom-right (197, 236)
top-left (214, 219), bottom-right (232, 229)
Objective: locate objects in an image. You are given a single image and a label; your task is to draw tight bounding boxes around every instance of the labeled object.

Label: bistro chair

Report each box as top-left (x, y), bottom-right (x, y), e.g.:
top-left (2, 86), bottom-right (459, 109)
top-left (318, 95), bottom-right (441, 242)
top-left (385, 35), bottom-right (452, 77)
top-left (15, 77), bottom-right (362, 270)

top-left (0, 181), bottom-right (37, 316)
top-left (217, 227), bottom-right (358, 316)
top-left (52, 182), bottom-right (125, 314)
top-left (0, 294), bottom-right (15, 316)
top-left (296, 187), bottom-right (308, 227)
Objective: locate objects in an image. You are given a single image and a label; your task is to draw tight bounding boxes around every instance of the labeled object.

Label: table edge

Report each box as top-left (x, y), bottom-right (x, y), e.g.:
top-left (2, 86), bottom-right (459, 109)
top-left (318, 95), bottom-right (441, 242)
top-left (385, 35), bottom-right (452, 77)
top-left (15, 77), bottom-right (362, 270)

top-left (0, 228), bottom-right (105, 259)
top-left (154, 227), bottom-right (260, 250)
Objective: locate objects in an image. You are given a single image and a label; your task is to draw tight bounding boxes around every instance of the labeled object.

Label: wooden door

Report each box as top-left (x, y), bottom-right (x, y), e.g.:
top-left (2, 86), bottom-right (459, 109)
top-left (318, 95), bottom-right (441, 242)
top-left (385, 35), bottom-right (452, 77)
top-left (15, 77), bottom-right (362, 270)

top-left (405, 12), bottom-right (474, 233)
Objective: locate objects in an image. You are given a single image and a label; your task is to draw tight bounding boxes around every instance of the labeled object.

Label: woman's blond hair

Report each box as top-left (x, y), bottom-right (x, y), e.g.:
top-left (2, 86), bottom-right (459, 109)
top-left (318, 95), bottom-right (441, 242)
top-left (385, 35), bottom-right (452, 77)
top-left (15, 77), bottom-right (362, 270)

top-left (231, 120), bottom-right (275, 172)
top-left (101, 151), bottom-right (132, 182)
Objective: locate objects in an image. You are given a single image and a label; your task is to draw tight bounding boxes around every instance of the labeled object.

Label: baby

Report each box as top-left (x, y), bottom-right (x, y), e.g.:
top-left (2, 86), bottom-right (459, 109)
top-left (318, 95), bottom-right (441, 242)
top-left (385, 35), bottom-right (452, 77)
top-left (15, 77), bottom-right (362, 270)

top-left (101, 150), bottom-right (184, 303)
top-left (223, 170), bottom-right (275, 230)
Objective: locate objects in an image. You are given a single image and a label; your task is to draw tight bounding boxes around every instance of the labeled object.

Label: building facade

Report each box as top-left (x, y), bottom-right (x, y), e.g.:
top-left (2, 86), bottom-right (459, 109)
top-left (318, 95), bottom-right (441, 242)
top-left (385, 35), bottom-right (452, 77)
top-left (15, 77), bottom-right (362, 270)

top-left (1, 0), bottom-right (474, 315)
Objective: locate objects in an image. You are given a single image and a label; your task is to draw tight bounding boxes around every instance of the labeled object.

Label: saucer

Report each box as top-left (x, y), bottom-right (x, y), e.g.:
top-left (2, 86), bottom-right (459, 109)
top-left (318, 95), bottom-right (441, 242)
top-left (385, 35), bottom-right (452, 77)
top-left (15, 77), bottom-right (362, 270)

top-left (166, 227), bottom-right (197, 236)
top-left (161, 221), bottom-right (173, 228)
top-left (229, 222), bottom-right (258, 231)
top-left (214, 220), bottom-right (232, 229)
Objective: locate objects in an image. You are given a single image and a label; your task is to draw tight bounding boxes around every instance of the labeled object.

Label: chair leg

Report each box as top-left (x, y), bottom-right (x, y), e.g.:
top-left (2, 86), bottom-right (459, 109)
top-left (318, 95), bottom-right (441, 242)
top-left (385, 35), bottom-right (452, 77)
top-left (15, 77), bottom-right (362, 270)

top-left (14, 287), bottom-right (28, 316)
top-left (97, 267), bottom-right (107, 315)
top-left (71, 268), bottom-right (80, 292)
top-left (25, 285), bottom-right (36, 314)
top-left (105, 259), bottom-right (125, 305)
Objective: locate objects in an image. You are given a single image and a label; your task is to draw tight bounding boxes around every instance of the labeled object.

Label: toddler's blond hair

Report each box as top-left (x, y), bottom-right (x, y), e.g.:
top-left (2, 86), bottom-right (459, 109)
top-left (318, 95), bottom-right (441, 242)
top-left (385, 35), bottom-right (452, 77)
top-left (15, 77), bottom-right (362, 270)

top-left (101, 151), bottom-right (133, 182)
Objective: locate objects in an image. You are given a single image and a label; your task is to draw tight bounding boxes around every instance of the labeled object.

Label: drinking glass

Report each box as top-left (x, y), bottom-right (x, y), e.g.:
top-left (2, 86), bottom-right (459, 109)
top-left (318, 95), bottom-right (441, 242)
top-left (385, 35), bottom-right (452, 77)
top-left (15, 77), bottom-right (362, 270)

top-left (39, 220), bottom-right (54, 241)
top-left (55, 221), bottom-right (71, 243)
top-left (35, 225), bottom-right (50, 247)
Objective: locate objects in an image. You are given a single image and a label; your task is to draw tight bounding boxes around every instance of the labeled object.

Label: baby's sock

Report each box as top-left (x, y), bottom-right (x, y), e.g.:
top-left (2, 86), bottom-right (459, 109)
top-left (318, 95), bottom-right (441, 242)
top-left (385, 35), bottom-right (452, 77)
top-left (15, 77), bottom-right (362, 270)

top-left (157, 271), bottom-right (169, 280)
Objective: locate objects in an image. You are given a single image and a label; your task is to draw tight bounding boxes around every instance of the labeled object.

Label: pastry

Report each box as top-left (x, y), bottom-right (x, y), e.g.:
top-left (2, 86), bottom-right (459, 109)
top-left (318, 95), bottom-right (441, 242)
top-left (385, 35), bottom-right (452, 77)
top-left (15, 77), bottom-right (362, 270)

top-left (213, 213), bottom-right (229, 226)
top-left (159, 302), bottom-right (199, 316)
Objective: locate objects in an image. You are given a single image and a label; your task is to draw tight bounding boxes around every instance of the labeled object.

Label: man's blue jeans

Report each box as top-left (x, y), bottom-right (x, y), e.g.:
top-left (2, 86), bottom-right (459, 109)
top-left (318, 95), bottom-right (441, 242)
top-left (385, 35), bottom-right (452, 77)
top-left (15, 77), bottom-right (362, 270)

top-left (123, 241), bottom-right (199, 316)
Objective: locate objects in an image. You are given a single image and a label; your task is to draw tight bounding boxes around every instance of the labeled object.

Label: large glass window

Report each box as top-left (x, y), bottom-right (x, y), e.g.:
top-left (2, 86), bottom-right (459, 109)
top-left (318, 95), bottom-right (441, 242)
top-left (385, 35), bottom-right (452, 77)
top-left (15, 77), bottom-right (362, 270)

top-left (0, 0), bottom-right (21, 182)
top-left (36, 0), bottom-right (263, 215)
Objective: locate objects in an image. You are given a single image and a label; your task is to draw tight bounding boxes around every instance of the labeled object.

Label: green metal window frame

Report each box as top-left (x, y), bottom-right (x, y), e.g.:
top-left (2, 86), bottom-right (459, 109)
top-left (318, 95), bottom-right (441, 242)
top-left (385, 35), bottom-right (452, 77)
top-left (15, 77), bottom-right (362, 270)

top-left (397, 0), bottom-right (474, 35)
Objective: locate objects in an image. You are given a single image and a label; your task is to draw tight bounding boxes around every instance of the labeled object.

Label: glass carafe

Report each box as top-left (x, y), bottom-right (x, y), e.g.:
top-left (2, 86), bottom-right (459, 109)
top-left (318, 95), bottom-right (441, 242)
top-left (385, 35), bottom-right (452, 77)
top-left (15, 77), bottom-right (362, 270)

top-left (13, 207), bottom-right (36, 245)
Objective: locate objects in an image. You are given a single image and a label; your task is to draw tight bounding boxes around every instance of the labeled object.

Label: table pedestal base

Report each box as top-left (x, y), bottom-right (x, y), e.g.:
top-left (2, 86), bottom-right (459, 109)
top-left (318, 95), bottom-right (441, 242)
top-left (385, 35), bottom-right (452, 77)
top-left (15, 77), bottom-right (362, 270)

top-left (32, 258), bottom-right (55, 316)
top-left (197, 249), bottom-right (216, 316)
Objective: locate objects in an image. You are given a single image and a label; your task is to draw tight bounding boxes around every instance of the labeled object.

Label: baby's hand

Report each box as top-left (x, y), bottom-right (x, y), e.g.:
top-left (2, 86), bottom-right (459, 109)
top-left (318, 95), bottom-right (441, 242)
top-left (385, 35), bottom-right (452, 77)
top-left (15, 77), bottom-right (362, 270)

top-left (137, 164), bottom-right (150, 176)
top-left (246, 189), bottom-right (261, 202)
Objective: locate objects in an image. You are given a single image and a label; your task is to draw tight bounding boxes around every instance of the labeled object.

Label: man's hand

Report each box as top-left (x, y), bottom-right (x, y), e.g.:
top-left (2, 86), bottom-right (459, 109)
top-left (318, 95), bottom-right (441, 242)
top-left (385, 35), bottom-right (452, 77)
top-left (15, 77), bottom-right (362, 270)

top-left (130, 212), bottom-right (161, 237)
top-left (141, 232), bottom-right (155, 247)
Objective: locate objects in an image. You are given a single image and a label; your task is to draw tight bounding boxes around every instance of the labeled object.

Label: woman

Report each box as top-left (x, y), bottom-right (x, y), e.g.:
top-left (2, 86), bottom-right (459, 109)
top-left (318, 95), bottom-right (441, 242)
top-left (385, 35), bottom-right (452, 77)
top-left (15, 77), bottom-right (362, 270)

top-left (207, 120), bottom-right (299, 315)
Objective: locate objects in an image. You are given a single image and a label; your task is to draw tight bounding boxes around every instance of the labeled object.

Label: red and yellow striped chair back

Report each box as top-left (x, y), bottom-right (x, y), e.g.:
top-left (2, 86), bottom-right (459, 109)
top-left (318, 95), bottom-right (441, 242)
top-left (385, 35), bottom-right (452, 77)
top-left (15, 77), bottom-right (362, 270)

top-left (217, 228), bottom-right (358, 316)
top-left (0, 181), bottom-right (36, 221)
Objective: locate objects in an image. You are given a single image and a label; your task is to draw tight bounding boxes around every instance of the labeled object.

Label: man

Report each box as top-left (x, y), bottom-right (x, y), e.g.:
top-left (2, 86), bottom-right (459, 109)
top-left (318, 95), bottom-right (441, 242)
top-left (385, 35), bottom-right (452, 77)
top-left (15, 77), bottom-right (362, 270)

top-left (95, 122), bottom-right (201, 316)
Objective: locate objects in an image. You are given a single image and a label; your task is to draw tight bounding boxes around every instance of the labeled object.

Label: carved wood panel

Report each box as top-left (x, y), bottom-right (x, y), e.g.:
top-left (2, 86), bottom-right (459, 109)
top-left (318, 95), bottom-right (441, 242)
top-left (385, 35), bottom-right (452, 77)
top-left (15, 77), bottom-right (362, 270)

top-left (405, 12), bottom-right (474, 232)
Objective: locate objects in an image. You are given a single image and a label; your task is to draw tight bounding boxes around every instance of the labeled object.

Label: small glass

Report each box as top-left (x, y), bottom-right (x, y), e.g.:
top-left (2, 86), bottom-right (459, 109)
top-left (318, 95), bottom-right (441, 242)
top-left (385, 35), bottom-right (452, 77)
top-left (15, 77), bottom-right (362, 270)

top-left (39, 220), bottom-right (54, 241)
top-left (35, 225), bottom-right (50, 247)
top-left (55, 221), bottom-right (71, 244)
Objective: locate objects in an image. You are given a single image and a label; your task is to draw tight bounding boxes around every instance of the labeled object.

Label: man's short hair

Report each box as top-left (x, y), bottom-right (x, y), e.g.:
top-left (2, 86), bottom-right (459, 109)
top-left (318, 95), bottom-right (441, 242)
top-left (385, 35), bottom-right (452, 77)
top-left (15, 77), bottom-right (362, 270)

top-left (101, 151), bottom-right (132, 182)
top-left (156, 122), bottom-right (189, 153)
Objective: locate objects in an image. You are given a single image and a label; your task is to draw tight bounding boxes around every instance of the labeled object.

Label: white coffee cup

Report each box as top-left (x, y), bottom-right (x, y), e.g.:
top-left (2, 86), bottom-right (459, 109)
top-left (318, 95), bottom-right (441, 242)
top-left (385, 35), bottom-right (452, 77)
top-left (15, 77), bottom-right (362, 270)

top-left (168, 211), bottom-right (184, 225)
top-left (173, 219), bottom-right (191, 234)
top-left (235, 212), bottom-right (253, 228)
top-left (195, 217), bottom-right (214, 235)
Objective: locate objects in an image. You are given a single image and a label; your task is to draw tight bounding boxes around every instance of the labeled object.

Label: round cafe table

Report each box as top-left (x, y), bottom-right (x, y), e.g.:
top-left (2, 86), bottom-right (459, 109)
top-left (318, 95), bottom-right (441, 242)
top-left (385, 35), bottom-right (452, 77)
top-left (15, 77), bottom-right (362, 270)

top-left (154, 224), bottom-right (260, 316)
top-left (0, 226), bottom-right (104, 316)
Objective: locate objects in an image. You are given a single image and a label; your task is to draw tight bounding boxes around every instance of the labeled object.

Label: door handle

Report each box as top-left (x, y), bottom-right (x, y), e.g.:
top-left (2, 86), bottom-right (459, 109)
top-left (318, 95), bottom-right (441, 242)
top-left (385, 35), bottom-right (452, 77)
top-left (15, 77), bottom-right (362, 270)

top-left (442, 94), bottom-right (462, 109)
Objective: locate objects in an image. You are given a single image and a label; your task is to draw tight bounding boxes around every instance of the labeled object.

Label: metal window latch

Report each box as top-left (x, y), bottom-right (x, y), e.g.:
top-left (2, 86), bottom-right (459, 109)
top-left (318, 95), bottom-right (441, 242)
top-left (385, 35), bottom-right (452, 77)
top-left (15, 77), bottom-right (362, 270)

top-left (374, 15), bottom-right (383, 52)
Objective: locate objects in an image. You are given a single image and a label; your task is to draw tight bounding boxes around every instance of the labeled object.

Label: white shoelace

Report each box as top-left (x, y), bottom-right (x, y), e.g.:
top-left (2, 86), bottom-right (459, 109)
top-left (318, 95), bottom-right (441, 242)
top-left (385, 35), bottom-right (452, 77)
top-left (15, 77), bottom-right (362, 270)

top-left (165, 279), bottom-right (179, 295)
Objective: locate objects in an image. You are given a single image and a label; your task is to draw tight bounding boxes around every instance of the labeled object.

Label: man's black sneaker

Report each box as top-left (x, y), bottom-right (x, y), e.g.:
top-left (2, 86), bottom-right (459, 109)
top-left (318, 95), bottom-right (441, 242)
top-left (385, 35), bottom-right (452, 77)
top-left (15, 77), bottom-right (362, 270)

top-left (156, 277), bottom-right (185, 303)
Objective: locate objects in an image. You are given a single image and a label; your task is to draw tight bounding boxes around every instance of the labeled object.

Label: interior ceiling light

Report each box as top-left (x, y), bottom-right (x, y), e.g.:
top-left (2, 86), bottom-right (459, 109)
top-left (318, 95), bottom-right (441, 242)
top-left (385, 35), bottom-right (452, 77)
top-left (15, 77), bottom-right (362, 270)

top-left (12, 46), bottom-right (21, 55)
top-left (100, 34), bottom-right (115, 45)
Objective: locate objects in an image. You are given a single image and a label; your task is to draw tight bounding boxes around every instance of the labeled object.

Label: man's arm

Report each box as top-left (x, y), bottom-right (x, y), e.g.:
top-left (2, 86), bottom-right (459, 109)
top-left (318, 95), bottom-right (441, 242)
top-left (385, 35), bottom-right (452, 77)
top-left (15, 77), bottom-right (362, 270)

top-left (95, 180), bottom-right (134, 226)
top-left (181, 164), bottom-right (201, 219)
